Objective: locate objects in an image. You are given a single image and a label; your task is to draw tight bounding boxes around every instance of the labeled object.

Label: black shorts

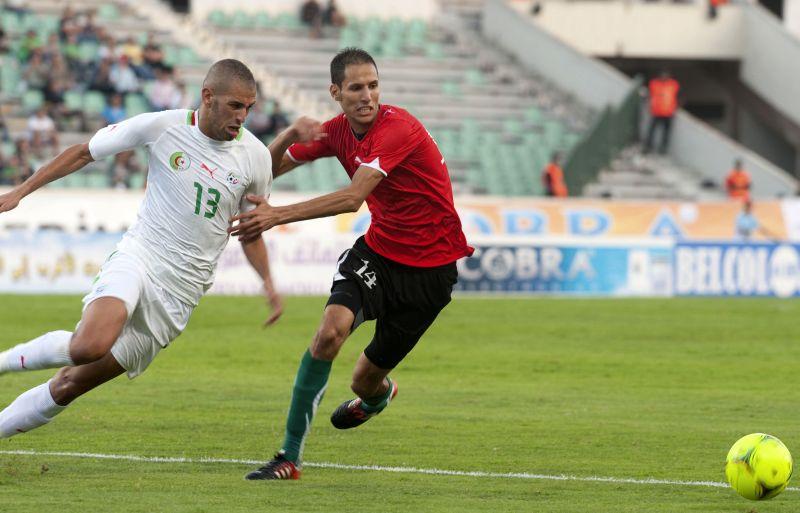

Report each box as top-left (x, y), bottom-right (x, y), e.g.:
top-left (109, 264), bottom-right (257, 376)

top-left (326, 236), bottom-right (458, 369)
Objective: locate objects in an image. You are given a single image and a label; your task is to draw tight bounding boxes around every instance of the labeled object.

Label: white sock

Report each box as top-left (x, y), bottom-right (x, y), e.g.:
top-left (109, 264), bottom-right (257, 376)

top-left (0, 380), bottom-right (66, 438)
top-left (0, 330), bottom-right (74, 373)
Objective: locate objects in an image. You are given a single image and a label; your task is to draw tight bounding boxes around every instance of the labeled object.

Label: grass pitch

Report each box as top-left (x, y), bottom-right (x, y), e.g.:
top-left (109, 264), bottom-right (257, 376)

top-left (0, 294), bottom-right (798, 512)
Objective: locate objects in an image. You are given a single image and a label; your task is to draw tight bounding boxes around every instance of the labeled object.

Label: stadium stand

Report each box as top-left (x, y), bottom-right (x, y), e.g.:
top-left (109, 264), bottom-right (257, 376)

top-left (2, 0), bottom-right (781, 200)
top-left (0, 0), bottom-right (211, 189)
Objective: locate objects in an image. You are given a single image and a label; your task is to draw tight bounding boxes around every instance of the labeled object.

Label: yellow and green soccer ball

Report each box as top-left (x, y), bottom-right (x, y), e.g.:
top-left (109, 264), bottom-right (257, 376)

top-left (725, 433), bottom-right (793, 500)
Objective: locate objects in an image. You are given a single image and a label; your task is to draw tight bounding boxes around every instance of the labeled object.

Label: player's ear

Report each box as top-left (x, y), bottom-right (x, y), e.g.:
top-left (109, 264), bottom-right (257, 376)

top-left (330, 84), bottom-right (342, 102)
top-left (201, 87), bottom-right (213, 106)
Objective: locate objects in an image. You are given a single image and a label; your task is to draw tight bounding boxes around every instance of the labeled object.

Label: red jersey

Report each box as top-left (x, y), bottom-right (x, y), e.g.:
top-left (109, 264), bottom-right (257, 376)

top-left (287, 105), bottom-right (473, 267)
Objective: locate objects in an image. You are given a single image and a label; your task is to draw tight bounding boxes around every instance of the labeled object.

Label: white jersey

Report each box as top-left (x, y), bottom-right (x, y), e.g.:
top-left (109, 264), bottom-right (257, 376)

top-left (89, 109), bottom-right (272, 306)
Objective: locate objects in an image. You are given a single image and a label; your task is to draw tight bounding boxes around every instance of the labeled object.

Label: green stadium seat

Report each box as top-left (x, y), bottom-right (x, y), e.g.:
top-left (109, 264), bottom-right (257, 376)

top-left (207, 10), bottom-right (230, 27)
top-left (274, 12), bottom-right (302, 30)
top-left (63, 90), bottom-right (83, 111)
top-left (231, 10), bottom-right (255, 29)
top-left (424, 42), bottom-right (444, 59)
top-left (177, 47), bottom-right (201, 65)
top-left (98, 4), bottom-right (120, 20)
top-left (78, 41), bottom-right (100, 63)
top-left (1, 64), bottom-right (21, 96)
top-left (85, 172), bottom-right (110, 189)
top-left (441, 81), bottom-right (461, 99)
top-left (83, 91), bottom-right (107, 117)
top-left (129, 172), bottom-right (146, 189)
top-left (464, 69), bottom-right (485, 87)
top-left (22, 89), bottom-right (44, 113)
top-left (253, 11), bottom-right (274, 29)
top-left (125, 94), bottom-right (150, 116)
top-left (1, 11), bottom-right (20, 35)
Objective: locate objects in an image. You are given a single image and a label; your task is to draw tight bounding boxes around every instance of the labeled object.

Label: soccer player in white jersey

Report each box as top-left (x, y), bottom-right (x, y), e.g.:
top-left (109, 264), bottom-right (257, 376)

top-left (0, 59), bottom-right (322, 438)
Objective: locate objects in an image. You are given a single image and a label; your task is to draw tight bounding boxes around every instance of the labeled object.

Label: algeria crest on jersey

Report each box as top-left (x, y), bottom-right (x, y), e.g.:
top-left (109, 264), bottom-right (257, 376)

top-left (226, 171), bottom-right (241, 186)
top-left (169, 151), bottom-right (191, 172)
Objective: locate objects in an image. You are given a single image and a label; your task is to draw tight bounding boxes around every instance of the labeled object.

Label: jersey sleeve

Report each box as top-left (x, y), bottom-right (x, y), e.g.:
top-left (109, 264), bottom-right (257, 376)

top-left (358, 119), bottom-right (419, 176)
top-left (239, 143), bottom-right (273, 214)
top-left (88, 110), bottom-right (186, 160)
top-left (285, 119), bottom-right (336, 163)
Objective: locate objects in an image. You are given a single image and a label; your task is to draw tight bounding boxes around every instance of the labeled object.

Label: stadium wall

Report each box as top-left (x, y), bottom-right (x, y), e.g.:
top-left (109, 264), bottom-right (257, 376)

top-left (741, 3), bottom-right (800, 130)
top-left (519, 1), bottom-right (743, 60)
top-left (3, 190), bottom-right (800, 297)
top-left (484, 0), bottom-right (797, 197)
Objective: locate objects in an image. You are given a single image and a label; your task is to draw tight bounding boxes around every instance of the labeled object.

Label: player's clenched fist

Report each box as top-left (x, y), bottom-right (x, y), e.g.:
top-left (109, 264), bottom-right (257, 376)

top-left (0, 190), bottom-right (22, 214)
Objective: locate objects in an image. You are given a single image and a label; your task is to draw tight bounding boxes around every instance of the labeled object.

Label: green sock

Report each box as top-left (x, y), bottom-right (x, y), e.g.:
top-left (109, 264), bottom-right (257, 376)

top-left (281, 350), bottom-right (332, 464)
top-left (360, 377), bottom-right (394, 414)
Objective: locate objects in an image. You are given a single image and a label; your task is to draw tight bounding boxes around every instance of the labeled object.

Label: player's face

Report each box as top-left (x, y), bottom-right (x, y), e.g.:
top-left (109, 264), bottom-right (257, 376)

top-left (204, 81), bottom-right (257, 141)
top-left (332, 63), bottom-right (380, 134)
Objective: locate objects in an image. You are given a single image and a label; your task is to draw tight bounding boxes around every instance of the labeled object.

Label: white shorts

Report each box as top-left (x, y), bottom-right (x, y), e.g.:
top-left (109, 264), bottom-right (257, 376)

top-left (82, 251), bottom-right (194, 379)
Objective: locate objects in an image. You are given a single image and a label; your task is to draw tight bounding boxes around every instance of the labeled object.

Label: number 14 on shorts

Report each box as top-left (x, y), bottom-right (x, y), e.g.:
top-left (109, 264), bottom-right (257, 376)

top-left (355, 259), bottom-right (377, 289)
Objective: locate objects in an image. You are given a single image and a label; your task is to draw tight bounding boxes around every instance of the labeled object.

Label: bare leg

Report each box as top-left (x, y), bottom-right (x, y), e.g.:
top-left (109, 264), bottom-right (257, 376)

top-left (0, 352), bottom-right (125, 437)
top-left (0, 297), bottom-right (127, 374)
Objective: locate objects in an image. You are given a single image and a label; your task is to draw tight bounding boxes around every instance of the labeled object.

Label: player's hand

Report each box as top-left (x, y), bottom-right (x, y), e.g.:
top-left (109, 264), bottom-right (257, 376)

top-left (229, 195), bottom-right (280, 241)
top-left (0, 189), bottom-right (23, 214)
top-left (291, 116), bottom-right (326, 144)
top-left (263, 284), bottom-right (283, 327)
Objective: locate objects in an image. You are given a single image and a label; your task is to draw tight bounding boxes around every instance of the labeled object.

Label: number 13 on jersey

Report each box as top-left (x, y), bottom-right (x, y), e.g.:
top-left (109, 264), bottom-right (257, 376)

top-left (193, 181), bottom-right (220, 219)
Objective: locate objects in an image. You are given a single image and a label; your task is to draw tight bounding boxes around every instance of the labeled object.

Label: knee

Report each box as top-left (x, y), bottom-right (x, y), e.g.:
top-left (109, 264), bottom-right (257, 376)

top-left (49, 369), bottom-right (83, 405)
top-left (310, 324), bottom-right (349, 361)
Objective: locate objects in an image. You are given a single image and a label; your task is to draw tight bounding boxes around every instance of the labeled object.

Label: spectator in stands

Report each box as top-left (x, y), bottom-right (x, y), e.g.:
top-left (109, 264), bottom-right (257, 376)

top-left (9, 138), bottom-right (35, 185)
top-left (245, 101), bottom-right (272, 141)
top-left (110, 55), bottom-right (140, 94)
top-left (542, 152), bottom-right (568, 197)
top-left (300, 0), bottom-right (323, 38)
top-left (58, 5), bottom-right (78, 42)
top-left (267, 101), bottom-right (290, 137)
top-left (22, 49), bottom-right (49, 92)
top-left (322, 0), bottom-right (347, 27)
top-left (142, 33), bottom-right (166, 74)
top-left (120, 36), bottom-right (147, 77)
top-left (18, 29), bottom-right (42, 62)
top-left (27, 106), bottom-right (59, 157)
top-left (42, 33), bottom-right (62, 64)
top-left (172, 81), bottom-right (195, 109)
top-left (44, 54), bottom-right (74, 105)
top-left (725, 158), bottom-right (751, 201)
top-left (62, 33), bottom-right (81, 72)
top-left (644, 70), bottom-right (679, 155)
top-left (110, 151), bottom-right (142, 189)
top-left (102, 93), bottom-right (127, 126)
top-left (4, 0), bottom-right (30, 16)
top-left (735, 200), bottom-right (777, 241)
top-left (708, 0), bottom-right (728, 19)
top-left (89, 57), bottom-right (115, 96)
top-left (97, 32), bottom-right (118, 61)
top-left (77, 10), bottom-right (100, 44)
top-left (0, 114), bottom-right (9, 142)
top-left (0, 27), bottom-right (8, 54)
top-left (147, 66), bottom-right (180, 111)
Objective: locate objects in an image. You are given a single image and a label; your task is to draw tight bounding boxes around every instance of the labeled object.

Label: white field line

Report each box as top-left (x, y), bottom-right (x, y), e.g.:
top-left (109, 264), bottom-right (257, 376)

top-left (1, 449), bottom-right (796, 491)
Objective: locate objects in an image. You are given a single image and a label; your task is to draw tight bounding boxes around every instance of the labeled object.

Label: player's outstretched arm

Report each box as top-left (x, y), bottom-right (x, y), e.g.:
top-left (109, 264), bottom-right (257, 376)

top-left (229, 165), bottom-right (383, 241)
top-left (267, 116), bottom-right (326, 178)
top-left (241, 236), bottom-right (284, 326)
top-left (0, 143), bottom-right (94, 214)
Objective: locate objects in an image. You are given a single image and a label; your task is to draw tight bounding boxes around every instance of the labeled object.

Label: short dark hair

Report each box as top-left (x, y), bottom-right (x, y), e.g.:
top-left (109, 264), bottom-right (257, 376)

top-left (330, 47), bottom-right (378, 86)
top-left (203, 59), bottom-right (256, 93)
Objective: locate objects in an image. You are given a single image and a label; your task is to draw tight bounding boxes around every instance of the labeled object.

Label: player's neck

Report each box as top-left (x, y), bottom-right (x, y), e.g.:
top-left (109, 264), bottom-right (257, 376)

top-left (196, 107), bottom-right (221, 141)
top-left (346, 114), bottom-right (377, 139)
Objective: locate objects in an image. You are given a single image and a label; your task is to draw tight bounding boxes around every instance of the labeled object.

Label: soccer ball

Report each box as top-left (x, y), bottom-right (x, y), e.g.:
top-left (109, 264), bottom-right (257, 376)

top-left (725, 433), bottom-right (793, 500)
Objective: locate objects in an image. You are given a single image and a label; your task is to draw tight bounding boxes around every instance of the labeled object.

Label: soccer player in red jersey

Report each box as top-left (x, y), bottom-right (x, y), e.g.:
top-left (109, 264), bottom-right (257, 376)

top-left (232, 48), bottom-right (473, 480)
